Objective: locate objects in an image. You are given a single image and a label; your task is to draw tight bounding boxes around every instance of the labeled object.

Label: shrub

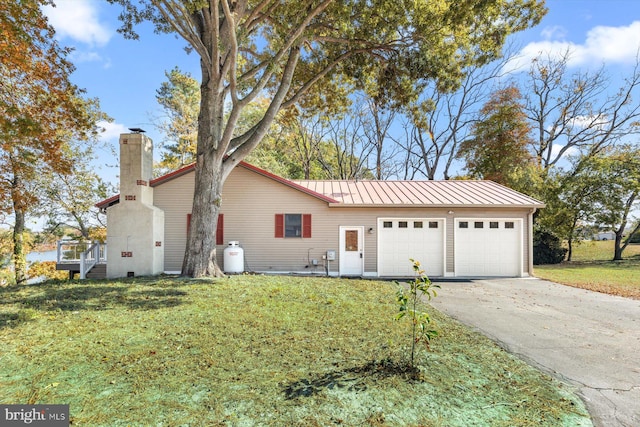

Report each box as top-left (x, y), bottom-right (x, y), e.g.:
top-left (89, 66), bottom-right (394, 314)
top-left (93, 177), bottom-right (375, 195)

top-left (28, 261), bottom-right (68, 281)
top-left (533, 230), bottom-right (567, 265)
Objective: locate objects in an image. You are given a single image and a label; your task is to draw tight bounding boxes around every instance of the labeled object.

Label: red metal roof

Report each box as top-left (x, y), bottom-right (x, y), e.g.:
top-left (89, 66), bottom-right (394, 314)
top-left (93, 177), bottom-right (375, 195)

top-left (96, 161), bottom-right (338, 209)
top-left (293, 179), bottom-right (544, 208)
top-left (97, 161), bottom-right (544, 209)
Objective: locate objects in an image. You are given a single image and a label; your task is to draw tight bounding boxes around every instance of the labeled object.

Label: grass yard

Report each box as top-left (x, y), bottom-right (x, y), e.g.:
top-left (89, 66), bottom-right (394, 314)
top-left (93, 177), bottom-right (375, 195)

top-left (0, 275), bottom-right (590, 426)
top-left (534, 241), bottom-right (640, 299)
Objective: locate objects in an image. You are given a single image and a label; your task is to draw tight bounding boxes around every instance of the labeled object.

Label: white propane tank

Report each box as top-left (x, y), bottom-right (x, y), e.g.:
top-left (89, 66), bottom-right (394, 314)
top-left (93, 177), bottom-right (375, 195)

top-left (223, 241), bottom-right (244, 273)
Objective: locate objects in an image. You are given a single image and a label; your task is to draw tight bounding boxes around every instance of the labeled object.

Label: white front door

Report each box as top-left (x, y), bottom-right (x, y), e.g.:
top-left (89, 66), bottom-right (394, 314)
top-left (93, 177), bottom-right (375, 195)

top-left (339, 226), bottom-right (364, 276)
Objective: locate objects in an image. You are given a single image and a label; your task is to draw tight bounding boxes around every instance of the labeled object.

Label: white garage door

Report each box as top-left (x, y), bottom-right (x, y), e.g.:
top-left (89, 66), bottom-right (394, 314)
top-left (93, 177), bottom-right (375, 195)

top-left (378, 218), bottom-right (445, 277)
top-left (455, 219), bottom-right (522, 277)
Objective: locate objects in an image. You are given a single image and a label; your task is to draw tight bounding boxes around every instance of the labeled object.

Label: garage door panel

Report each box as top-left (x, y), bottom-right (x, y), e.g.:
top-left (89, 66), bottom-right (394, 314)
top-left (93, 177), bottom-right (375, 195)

top-left (455, 220), bottom-right (521, 277)
top-left (379, 219), bottom-right (444, 277)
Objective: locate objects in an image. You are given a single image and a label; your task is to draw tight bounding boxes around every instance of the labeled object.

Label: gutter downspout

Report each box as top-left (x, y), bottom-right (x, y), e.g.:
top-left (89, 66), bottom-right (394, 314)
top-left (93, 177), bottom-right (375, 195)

top-left (528, 208), bottom-right (537, 277)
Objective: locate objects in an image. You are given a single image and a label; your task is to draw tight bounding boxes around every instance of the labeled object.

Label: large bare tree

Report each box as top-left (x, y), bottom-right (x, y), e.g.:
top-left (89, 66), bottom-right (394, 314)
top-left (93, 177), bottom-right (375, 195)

top-left (361, 97), bottom-right (398, 180)
top-left (397, 51), bottom-right (518, 180)
top-left (108, 0), bottom-right (546, 277)
top-left (524, 51), bottom-right (640, 171)
top-left (320, 108), bottom-right (373, 180)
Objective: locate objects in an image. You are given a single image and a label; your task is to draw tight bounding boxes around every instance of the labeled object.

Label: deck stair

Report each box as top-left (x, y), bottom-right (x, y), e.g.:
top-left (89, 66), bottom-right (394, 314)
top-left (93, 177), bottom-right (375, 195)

top-left (86, 264), bottom-right (107, 280)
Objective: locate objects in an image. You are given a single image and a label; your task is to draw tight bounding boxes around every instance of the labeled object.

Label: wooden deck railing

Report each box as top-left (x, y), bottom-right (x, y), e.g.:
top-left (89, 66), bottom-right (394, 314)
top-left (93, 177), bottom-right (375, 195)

top-left (56, 241), bottom-right (107, 279)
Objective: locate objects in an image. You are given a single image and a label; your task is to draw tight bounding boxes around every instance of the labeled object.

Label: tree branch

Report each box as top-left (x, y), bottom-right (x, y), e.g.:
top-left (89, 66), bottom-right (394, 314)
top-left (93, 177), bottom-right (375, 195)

top-left (152, 0), bottom-right (212, 70)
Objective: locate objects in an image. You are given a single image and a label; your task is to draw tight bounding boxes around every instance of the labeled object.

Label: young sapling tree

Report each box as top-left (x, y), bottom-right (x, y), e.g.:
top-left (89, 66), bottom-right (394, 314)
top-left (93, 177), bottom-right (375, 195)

top-left (395, 259), bottom-right (440, 368)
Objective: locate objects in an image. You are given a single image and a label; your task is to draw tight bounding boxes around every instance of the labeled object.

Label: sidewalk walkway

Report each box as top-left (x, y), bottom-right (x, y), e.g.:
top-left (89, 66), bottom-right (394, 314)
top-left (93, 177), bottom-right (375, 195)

top-left (430, 278), bottom-right (640, 427)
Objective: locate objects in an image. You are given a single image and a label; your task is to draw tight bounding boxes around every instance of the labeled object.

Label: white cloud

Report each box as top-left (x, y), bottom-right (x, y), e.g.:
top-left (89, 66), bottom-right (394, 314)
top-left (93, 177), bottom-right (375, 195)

top-left (98, 121), bottom-right (128, 142)
top-left (505, 40), bottom-right (579, 72)
top-left (540, 25), bottom-right (568, 41)
top-left (42, 0), bottom-right (112, 47)
top-left (69, 51), bottom-right (113, 68)
top-left (582, 22), bottom-right (640, 64)
top-left (508, 21), bottom-right (640, 72)
top-left (550, 143), bottom-right (580, 160)
top-left (568, 115), bottom-right (609, 130)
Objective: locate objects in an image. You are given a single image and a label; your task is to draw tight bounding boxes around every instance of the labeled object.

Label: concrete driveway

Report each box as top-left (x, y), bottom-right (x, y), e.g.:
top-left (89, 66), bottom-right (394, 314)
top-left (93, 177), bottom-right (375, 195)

top-left (429, 278), bottom-right (640, 427)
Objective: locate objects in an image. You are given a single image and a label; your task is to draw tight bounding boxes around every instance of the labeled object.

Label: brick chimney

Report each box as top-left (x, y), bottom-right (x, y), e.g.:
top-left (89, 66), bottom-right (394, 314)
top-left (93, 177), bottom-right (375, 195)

top-left (106, 132), bottom-right (164, 278)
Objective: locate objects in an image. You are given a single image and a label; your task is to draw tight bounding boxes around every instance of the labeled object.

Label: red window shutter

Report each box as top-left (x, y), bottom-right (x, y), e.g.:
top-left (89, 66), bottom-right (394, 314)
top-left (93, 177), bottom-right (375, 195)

top-left (187, 214), bottom-right (192, 234)
top-left (275, 214), bottom-right (284, 238)
top-left (302, 214), bottom-right (312, 238)
top-left (216, 214), bottom-right (224, 245)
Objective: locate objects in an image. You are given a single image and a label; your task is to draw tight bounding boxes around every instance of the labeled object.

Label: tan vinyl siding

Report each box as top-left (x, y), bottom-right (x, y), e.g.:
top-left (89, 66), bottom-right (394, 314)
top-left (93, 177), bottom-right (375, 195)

top-left (218, 167), bottom-right (333, 272)
top-left (154, 166), bottom-right (336, 272)
top-left (153, 166), bottom-right (534, 276)
top-left (152, 171), bottom-right (195, 271)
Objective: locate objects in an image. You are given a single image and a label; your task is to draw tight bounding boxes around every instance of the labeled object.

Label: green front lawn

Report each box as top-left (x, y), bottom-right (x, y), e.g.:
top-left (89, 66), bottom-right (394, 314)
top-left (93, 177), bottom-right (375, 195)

top-left (0, 275), bottom-right (589, 426)
top-left (534, 241), bottom-right (640, 299)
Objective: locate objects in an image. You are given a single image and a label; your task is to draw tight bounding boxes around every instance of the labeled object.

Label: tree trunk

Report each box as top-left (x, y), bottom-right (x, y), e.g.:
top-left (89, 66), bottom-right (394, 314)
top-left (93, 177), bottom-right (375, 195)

top-left (181, 59), bottom-right (227, 278)
top-left (566, 218), bottom-right (579, 262)
top-left (613, 230), bottom-right (625, 261)
top-left (74, 212), bottom-right (90, 239)
top-left (613, 193), bottom-right (637, 261)
top-left (12, 209), bottom-right (27, 285)
top-left (180, 25), bottom-right (301, 278)
top-left (376, 142), bottom-right (382, 180)
top-left (181, 150), bottom-right (225, 277)
top-left (10, 166), bottom-right (28, 285)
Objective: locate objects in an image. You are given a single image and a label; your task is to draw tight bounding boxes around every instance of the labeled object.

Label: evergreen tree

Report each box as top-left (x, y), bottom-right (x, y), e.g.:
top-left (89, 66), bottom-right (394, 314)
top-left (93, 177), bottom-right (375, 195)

top-left (458, 85), bottom-right (535, 190)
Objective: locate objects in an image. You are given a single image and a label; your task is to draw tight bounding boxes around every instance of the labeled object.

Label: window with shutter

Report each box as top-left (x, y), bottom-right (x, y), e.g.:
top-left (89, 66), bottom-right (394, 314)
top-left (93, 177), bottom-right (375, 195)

top-left (275, 214), bottom-right (312, 238)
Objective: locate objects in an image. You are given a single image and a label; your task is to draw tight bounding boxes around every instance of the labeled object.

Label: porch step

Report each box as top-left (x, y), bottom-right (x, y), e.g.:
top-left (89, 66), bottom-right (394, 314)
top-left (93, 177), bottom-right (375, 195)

top-left (86, 264), bottom-right (106, 280)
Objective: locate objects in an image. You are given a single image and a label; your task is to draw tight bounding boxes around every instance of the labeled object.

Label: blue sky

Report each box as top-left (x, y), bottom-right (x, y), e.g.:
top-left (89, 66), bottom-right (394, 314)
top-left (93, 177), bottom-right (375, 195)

top-left (41, 0), bottom-right (640, 187)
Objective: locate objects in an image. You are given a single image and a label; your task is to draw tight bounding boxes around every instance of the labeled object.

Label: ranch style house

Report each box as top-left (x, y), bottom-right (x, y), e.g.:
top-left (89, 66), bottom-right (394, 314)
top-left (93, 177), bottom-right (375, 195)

top-left (92, 131), bottom-right (544, 279)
